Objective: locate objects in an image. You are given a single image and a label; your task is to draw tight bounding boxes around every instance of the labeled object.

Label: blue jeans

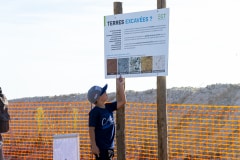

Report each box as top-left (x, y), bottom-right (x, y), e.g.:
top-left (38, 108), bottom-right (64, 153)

top-left (95, 149), bottom-right (114, 160)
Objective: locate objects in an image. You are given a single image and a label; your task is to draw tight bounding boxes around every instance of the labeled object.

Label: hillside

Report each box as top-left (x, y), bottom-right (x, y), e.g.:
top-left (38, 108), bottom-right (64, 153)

top-left (10, 83), bottom-right (240, 105)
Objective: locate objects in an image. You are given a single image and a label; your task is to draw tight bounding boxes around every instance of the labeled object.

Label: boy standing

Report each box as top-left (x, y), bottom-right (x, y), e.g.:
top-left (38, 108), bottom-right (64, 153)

top-left (87, 77), bottom-right (126, 160)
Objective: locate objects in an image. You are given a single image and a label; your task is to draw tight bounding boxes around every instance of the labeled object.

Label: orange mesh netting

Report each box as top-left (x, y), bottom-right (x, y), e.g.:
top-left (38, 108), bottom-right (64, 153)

top-left (2, 102), bottom-right (239, 159)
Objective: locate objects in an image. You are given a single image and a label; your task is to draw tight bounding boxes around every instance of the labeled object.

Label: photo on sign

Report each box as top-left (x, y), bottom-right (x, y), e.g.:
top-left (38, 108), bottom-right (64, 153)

top-left (107, 59), bottom-right (117, 75)
top-left (118, 58), bottom-right (129, 74)
top-left (153, 55), bottom-right (165, 72)
top-left (141, 56), bottom-right (153, 73)
top-left (129, 57), bottom-right (141, 74)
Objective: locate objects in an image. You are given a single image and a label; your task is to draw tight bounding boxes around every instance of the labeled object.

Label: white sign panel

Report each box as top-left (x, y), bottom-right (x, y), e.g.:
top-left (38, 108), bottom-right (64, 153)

top-left (104, 8), bottom-right (169, 78)
top-left (53, 134), bottom-right (80, 160)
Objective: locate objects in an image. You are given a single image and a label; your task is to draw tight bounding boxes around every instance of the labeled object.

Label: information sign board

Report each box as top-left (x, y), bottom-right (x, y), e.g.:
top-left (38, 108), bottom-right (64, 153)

top-left (104, 8), bottom-right (169, 78)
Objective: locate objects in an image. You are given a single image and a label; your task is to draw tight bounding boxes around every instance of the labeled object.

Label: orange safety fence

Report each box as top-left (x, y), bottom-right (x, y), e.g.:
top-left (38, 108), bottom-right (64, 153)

top-left (2, 102), bottom-right (240, 160)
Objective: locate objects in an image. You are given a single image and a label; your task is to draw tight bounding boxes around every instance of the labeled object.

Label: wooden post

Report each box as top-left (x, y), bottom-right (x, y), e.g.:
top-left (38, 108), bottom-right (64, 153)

top-left (114, 2), bottom-right (126, 160)
top-left (157, 0), bottom-right (168, 160)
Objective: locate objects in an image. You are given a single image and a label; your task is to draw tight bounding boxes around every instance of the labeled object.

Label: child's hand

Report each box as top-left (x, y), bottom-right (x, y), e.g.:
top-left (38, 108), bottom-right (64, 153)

top-left (117, 75), bottom-right (125, 85)
top-left (91, 144), bottom-right (100, 157)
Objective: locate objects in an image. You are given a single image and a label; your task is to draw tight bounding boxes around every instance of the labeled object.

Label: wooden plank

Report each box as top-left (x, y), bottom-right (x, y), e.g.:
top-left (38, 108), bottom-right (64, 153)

top-left (114, 2), bottom-right (126, 160)
top-left (157, 0), bottom-right (168, 160)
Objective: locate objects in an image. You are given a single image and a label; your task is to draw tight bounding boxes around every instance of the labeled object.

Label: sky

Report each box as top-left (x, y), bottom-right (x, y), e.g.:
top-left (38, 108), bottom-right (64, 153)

top-left (1, 0), bottom-right (240, 100)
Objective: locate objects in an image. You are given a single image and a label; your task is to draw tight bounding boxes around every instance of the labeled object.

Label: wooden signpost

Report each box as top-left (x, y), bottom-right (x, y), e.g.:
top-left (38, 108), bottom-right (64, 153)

top-left (113, 1), bottom-right (168, 159)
